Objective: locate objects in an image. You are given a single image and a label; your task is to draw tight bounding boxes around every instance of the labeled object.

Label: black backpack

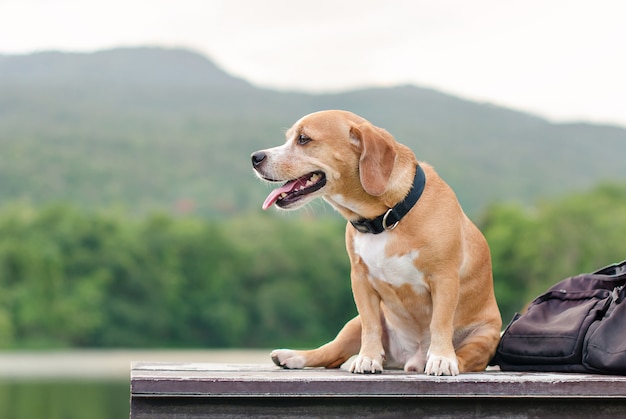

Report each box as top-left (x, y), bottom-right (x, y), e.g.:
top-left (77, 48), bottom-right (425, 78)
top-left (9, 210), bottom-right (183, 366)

top-left (491, 260), bottom-right (626, 374)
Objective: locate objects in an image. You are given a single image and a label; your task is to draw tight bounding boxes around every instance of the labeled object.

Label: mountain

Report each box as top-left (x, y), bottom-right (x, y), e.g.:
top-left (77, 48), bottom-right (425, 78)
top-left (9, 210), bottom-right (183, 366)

top-left (1, 46), bottom-right (625, 217)
top-left (0, 47), bottom-right (250, 88)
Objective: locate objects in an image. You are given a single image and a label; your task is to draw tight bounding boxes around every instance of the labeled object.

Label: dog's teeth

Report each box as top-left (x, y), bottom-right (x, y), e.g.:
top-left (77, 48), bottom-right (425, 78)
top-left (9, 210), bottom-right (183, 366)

top-left (280, 193), bottom-right (287, 198)
top-left (305, 174), bottom-right (320, 187)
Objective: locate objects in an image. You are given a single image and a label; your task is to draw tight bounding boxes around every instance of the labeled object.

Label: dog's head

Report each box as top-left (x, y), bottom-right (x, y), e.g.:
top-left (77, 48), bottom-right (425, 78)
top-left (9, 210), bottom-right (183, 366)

top-left (251, 110), bottom-right (410, 218)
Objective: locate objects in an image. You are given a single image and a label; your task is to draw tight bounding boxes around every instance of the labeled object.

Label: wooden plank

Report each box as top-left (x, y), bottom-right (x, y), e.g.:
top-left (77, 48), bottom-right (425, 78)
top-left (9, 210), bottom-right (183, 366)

top-left (130, 363), bottom-right (626, 418)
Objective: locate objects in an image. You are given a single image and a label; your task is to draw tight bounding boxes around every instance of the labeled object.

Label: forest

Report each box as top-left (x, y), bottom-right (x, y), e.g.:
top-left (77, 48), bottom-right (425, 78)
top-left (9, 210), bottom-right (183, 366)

top-left (1, 180), bottom-right (625, 349)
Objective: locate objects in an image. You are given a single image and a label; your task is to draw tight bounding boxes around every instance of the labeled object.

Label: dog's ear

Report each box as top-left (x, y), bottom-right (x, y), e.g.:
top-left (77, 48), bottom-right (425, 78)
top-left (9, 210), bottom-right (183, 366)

top-left (350, 123), bottom-right (397, 196)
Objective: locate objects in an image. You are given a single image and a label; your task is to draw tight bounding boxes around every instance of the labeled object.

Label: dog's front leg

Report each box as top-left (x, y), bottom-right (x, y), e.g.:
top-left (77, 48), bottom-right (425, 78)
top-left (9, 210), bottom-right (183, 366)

top-left (425, 272), bottom-right (460, 376)
top-left (348, 263), bottom-right (385, 374)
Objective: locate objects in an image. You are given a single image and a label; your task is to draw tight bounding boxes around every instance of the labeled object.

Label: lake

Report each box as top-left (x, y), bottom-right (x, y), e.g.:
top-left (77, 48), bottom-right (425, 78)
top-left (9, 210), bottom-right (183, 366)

top-left (0, 349), bottom-right (271, 419)
top-left (0, 379), bottom-right (129, 419)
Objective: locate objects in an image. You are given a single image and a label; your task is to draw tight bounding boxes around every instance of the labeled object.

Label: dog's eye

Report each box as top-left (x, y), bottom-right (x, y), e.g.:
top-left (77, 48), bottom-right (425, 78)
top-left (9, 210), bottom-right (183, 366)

top-left (297, 134), bottom-right (312, 145)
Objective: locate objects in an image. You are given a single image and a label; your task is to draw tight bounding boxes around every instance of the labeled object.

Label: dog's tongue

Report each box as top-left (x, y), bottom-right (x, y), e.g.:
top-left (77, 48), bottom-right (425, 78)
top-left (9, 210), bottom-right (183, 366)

top-left (262, 179), bottom-right (300, 210)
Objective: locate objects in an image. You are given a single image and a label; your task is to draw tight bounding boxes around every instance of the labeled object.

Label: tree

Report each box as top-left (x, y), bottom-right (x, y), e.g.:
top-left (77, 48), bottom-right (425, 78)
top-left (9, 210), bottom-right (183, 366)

top-left (480, 182), bottom-right (626, 323)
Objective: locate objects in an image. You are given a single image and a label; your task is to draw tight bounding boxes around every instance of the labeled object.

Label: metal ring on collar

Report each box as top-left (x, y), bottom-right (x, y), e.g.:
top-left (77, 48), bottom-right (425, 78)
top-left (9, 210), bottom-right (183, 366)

top-left (382, 209), bottom-right (399, 231)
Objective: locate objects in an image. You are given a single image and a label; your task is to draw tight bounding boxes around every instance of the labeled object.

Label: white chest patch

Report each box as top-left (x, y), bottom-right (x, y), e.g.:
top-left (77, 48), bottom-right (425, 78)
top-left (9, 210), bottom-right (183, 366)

top-left (353, 232), bottom-right (427, 290)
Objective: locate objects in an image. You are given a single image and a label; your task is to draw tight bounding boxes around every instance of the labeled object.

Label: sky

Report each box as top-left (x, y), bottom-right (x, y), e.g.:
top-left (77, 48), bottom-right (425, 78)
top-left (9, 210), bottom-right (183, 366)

top-left (1, 0), bottom-right (626, 126)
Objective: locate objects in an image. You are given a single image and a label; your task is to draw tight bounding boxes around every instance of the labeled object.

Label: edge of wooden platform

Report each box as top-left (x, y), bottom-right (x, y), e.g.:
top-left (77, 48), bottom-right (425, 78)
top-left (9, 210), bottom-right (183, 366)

top-left (131, 362), bottom-right (626, 399)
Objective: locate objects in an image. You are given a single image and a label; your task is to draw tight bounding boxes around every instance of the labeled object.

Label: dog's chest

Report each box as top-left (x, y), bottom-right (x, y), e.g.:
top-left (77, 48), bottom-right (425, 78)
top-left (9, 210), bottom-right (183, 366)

top-left (353, 233), bottom-right (427, 290)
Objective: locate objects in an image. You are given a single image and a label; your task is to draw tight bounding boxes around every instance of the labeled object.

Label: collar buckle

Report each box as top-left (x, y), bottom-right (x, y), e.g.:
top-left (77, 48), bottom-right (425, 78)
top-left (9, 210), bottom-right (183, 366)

top-left (382, 208), bottom-right (399, 231)
top-left (351, 220), bottom-right (375, 234)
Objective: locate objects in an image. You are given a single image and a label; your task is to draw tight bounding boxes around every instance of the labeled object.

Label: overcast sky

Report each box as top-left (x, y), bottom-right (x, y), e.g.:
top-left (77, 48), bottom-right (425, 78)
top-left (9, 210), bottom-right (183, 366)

top-left (1, 0), bottom-right (625, 126)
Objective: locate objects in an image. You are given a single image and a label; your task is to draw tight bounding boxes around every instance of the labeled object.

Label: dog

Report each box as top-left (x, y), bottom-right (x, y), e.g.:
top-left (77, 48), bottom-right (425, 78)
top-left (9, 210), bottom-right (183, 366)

top-left (251, 110), bottom-right (501, 375)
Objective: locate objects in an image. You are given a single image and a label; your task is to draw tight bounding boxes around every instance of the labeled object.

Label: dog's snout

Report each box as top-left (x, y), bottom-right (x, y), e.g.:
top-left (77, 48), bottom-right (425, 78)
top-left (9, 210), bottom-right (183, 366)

top-left (251, 151), bottom-right (267, 168)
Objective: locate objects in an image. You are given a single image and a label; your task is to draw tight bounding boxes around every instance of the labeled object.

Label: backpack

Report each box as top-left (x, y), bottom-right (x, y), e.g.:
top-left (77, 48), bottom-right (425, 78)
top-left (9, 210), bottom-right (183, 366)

top-left (491, 260), bottom-right (626, 374)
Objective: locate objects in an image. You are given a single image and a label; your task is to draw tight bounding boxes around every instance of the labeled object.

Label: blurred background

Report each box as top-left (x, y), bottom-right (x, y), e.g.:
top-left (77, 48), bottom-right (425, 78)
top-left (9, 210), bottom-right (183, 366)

top-left (2, 0), bottom-right (626, 417)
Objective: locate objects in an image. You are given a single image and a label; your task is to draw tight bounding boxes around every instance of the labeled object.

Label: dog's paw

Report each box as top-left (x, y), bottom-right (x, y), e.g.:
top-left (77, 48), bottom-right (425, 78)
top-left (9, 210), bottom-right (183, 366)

top-left (425, 353), bottom-right (459, 376)
top-left (349, 354), bottom-right (383, 374)
top-left (271, 349), bottom-right (306, 369)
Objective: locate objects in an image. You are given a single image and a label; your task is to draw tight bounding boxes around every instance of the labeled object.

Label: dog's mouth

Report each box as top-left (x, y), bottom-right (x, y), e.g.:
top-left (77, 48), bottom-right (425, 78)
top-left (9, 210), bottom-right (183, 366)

top-left (262, 171), bottom-right (326, 210)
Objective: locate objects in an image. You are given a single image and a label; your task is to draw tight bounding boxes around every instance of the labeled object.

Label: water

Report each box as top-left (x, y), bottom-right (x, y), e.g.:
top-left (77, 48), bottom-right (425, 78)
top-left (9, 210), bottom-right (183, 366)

top-left (0, 379), bottom-right (129, 419)
top-left (0, 349), bottom-right (271, 419)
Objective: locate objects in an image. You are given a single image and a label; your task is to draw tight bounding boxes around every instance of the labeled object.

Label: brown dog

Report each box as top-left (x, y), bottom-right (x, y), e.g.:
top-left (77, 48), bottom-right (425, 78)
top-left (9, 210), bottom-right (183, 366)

top-left (251, 110), bottom-right (501, 375)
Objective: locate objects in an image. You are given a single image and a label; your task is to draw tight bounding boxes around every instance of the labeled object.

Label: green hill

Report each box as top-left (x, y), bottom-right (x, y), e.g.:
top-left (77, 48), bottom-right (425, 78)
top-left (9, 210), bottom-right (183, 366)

top-left (1, 46), bottom-right (625, 216)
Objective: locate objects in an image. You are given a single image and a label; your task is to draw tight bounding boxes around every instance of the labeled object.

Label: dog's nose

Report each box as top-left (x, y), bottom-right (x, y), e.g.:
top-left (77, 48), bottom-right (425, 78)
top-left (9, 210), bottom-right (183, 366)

top-left (251, 151), bottom-right (267, 168)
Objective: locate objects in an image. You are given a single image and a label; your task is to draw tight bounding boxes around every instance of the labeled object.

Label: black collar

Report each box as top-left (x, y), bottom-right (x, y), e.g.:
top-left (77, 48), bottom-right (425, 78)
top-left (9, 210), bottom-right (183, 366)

top-left (350, 164), bottom-right (426, 234)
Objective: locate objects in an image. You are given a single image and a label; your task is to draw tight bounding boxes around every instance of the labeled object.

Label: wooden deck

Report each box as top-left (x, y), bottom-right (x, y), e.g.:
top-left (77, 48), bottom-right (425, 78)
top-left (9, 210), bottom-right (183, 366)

top-left (131, 362), bottom-right (626, 418)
